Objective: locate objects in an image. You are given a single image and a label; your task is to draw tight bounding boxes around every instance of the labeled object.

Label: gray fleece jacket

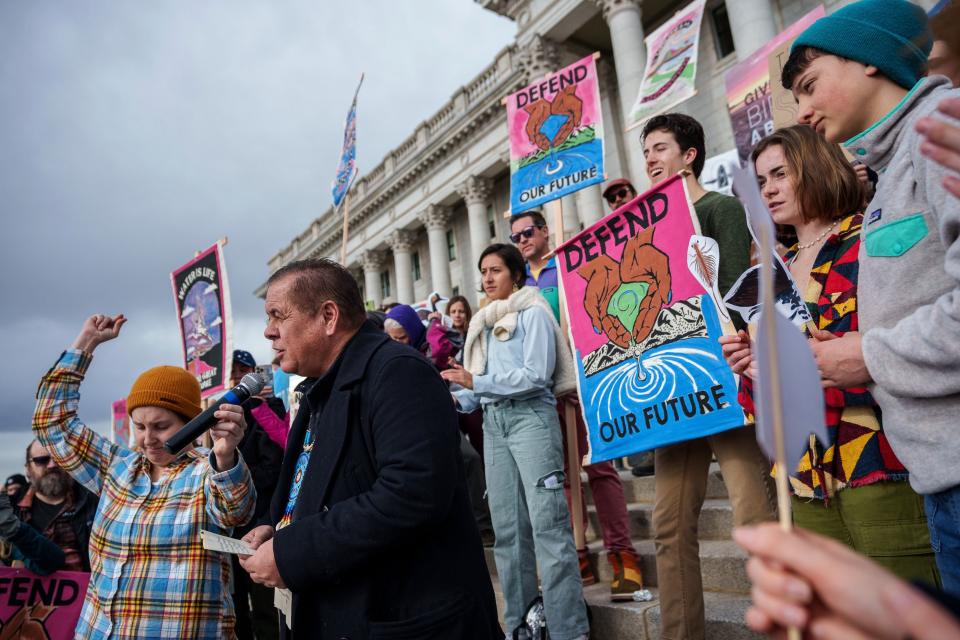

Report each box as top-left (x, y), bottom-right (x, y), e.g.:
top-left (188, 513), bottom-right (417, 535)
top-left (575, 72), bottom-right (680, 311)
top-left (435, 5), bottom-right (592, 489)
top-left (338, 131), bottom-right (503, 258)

top-left (847, 75), bottom-right (960, 495)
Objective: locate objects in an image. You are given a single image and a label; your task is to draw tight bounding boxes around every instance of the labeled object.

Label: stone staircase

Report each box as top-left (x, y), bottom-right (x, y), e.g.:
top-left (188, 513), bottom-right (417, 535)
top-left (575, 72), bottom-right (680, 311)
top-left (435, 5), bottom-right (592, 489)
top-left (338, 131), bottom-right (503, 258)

top-left (485, 464), bottom-right (763, 639)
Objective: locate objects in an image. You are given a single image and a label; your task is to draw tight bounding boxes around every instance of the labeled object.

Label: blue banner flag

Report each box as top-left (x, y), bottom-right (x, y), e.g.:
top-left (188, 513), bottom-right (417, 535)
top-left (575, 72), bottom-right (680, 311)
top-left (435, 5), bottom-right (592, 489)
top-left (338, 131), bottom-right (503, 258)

top-left (332, 74), bottom-right (364, 209)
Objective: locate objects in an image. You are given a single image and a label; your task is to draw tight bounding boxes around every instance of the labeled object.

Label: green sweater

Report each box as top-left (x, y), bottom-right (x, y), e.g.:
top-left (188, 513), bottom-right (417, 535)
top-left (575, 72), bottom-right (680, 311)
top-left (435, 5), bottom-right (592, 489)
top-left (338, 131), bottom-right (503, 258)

top-left (693, 190), bottom-right (752, 327)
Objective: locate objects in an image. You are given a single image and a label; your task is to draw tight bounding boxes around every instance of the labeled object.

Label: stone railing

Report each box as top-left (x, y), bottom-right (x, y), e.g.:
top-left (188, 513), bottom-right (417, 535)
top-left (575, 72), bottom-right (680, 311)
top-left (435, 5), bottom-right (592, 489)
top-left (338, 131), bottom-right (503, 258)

top-left (260, 45), bottom-right (520, 290)
top-left (427, 102), bottom-right (457, 136)
top-left (394, 133), bottom-right (418, 165)
top-left (465, 59), bottom-right (502, 103)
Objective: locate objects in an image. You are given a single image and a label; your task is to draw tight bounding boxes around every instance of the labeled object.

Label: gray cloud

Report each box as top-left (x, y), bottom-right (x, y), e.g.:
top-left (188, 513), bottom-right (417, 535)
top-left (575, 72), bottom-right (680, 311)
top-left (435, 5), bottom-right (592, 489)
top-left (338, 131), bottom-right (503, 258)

top-left (0, 1), bottom-right (514, 442)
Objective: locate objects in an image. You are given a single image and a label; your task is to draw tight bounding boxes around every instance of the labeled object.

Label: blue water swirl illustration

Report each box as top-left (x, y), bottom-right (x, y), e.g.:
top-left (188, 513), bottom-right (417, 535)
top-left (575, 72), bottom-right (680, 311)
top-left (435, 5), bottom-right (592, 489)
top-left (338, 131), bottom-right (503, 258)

top-left (590, 345), bottom-right (722, 418)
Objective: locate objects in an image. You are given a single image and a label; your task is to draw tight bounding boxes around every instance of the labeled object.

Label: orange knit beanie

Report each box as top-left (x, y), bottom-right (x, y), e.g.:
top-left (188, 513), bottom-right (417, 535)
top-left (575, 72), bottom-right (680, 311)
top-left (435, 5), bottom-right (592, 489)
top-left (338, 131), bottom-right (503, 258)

top-left (127, 366), bottom-right (202, 420)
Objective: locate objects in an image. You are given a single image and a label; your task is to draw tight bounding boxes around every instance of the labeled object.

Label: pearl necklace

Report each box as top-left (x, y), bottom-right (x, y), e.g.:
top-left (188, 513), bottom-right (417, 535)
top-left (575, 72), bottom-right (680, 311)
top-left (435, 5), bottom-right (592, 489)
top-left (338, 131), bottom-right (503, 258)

top-left (796, 221), bottom-right (838, 251)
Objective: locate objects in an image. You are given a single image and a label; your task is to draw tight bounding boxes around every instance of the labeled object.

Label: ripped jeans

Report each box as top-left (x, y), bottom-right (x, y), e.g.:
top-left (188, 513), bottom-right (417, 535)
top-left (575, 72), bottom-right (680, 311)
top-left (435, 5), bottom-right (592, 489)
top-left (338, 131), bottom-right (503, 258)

top-left (484, 398), bottom-right (589, 640)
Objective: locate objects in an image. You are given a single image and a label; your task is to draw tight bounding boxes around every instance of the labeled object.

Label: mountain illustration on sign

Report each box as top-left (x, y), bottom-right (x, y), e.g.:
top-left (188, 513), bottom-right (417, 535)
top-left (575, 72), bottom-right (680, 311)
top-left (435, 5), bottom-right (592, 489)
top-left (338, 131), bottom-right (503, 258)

top-left (578, 226), bottom-right (672, 380)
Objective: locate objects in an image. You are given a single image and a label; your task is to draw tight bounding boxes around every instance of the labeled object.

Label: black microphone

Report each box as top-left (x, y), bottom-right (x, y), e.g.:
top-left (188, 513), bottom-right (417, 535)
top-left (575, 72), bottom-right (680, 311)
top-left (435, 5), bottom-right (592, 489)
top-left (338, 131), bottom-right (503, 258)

top-left (163, 373), bottom-right (266, 454)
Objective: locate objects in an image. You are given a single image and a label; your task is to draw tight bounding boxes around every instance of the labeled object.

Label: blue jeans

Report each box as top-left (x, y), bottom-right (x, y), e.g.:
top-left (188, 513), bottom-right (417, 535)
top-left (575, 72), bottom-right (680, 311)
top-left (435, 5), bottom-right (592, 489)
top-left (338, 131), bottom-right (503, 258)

top-left (483, 398), bottom-right (588, 640)
top-left (925, 484), bottom-right (960, 596)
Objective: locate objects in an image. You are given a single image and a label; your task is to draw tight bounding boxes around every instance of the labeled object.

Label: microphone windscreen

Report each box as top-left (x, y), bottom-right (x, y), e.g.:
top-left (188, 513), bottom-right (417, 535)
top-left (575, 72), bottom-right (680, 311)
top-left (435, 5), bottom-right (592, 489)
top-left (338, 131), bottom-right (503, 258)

top-left (239, 372), bottom-right (267, 396)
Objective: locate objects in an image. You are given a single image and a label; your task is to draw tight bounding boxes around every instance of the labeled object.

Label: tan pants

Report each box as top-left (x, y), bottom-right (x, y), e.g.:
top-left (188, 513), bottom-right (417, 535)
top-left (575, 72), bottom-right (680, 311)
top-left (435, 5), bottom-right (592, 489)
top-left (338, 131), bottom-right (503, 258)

top-left (653, 425), bottom-right (776, 640)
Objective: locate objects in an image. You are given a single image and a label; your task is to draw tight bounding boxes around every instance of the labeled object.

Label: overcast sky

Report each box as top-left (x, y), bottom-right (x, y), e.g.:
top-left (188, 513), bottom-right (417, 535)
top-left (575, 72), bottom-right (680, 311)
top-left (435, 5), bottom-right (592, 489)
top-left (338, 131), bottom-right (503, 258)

top-left (0, 2), bottom-right (515, 475)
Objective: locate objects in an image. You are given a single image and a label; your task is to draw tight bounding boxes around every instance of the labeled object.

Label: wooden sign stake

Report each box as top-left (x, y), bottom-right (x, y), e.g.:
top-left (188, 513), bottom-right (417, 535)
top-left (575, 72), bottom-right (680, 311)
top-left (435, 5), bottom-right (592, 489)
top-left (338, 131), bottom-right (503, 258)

top-left (545, 198), bottom-right (587, 551)
top-left (340, 192), bottom-right (353, 266)
top-left (758, 218), bottom-right (801, 640)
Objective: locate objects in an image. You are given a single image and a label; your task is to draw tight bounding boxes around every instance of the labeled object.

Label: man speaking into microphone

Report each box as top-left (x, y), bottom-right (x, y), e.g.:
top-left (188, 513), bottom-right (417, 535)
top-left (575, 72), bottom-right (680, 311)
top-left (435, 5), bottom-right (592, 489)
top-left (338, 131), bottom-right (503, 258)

top-left (239, 259), bottom-right (501, 640)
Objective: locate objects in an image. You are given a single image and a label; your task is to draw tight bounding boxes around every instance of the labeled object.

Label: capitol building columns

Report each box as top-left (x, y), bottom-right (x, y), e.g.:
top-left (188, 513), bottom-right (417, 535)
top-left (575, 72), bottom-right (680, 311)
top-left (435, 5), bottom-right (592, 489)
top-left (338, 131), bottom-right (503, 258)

top-left (594, 0), bottom-right (648, 190)
top-left (457, 176), bottom-right (495, 295)
top-left (726, 0), bottom-right (779, 61)
top-left (387, 229), bottom-right (416, 304)
top-left (361, 249), bottom-right (385, 310)
top-left (418, 204), bottom-right (453, 296)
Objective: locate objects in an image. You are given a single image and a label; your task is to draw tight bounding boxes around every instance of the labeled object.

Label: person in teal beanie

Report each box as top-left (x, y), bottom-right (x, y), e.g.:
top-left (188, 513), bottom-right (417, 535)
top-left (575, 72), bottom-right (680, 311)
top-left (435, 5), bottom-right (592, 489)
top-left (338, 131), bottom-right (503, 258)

top-left (780, 0), bottom-right (960, 595)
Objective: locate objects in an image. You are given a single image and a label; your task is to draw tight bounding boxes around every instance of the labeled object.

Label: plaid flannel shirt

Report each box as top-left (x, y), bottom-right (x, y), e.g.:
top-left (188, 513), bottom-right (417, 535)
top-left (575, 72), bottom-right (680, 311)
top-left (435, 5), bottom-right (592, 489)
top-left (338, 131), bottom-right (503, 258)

top-left (33, 350), bottom-right (255, 639)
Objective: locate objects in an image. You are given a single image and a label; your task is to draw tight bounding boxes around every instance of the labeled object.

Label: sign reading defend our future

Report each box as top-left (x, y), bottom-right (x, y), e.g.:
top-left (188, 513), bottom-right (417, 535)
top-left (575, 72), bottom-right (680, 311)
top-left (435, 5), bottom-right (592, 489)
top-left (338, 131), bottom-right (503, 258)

top-left (555, 174), bottom-right (745, 464)
top-left (506, 53), bottom-right (605, 214)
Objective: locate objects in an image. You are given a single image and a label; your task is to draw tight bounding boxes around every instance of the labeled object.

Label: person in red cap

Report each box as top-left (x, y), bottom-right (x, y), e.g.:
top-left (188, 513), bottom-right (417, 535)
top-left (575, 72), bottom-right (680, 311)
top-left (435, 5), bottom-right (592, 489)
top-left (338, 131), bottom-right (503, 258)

top-left (601, 178), bottom-right (637, 211)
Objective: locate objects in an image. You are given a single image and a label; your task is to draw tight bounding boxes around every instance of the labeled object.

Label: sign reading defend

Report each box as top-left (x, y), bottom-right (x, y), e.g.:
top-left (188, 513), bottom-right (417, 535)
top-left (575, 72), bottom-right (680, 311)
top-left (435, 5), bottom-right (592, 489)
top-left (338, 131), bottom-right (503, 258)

top-left (555, 174), bottom-right (745, 464)
top-left (506, 53), bottom-right (605, 215)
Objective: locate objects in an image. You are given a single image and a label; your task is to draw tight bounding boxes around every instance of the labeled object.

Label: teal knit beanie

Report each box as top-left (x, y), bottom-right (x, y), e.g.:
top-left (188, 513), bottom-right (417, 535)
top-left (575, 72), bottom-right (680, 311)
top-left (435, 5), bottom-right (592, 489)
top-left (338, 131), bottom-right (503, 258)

top-left (791, 0), bottom-right (932, 89)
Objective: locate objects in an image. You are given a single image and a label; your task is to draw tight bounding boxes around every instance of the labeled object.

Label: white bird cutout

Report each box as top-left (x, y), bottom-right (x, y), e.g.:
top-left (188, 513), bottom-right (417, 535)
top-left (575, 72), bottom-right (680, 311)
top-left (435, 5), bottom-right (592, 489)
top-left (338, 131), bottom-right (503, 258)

top-left (687, 235), bottom-right (731, 323)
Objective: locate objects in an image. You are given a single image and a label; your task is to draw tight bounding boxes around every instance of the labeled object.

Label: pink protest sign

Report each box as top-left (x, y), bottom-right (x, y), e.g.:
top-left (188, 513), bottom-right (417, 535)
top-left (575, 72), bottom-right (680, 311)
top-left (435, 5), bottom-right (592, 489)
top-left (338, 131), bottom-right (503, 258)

top-left (724, 6), bottom-right (825, 164)
top-left (111, 399), bottom-right (129, 447)
top-left (555, 174), bottom-right (745, 463)
top-left (506, 53), bottom-right (605, 214)
top-left (0, 568), bottom-right (89, 639)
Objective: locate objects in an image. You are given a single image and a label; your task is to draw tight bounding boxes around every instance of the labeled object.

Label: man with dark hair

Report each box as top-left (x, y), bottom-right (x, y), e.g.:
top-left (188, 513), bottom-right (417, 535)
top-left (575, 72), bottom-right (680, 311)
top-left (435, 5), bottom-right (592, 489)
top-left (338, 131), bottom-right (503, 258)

top-left (239, 258), bottom-right (501, 639)
top-left (508, 212), bottom-right (645, 602)
top-left (16, 439), bottom-right (97, 572)
top-left (230, 349), bottom-right (285, 640)
top-left (641, 113), bottom-right (777, 640)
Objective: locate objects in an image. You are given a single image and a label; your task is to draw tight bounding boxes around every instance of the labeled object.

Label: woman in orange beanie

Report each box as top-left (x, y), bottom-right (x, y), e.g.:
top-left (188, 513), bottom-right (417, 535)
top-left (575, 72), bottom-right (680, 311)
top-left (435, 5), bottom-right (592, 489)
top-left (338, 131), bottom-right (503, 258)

top-left (33, 313), bottom-right (256, 639)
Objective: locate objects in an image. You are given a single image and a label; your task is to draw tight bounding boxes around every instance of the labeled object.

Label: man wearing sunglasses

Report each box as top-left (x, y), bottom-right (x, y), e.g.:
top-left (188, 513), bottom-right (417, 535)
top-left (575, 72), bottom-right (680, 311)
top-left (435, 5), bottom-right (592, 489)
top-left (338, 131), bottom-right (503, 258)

top-left (509, 210), bottom-right (644, 602)
top-left (601, 178), bottom-right (637, 211)
top-left (14, 439), bottom-right (97, 571)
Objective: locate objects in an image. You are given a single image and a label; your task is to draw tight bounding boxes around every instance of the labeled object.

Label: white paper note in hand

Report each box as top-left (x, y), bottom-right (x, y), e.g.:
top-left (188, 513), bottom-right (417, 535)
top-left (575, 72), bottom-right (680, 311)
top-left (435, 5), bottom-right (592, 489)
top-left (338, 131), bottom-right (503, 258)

top-left (200, 530), bottom-right (256, 555)
top-left (275, 587), bottom-right (293, 629)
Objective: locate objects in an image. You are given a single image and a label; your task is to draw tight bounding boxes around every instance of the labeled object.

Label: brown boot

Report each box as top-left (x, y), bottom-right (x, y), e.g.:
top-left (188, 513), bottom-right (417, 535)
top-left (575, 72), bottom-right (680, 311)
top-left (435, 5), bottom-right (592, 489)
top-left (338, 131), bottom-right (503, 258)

top-left (609, 550), bottom-right (643, 601)
top-left (579, 550), bottom-right (597, 586)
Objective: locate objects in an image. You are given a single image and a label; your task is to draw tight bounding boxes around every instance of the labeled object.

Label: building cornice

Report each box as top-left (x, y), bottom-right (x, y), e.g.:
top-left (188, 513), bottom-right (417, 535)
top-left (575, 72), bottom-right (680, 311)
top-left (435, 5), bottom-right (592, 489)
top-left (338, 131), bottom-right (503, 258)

top-left (259, 44), bottom-right (525, 293)
top-left (591, 0), bottom-right (642, 21)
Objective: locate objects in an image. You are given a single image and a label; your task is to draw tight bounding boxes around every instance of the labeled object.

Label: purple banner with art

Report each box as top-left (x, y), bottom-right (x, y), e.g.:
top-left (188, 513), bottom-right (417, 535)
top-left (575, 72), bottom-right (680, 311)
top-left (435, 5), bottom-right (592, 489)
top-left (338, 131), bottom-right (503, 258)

top-left (724, 6), bottom-right (824, 164)
top-left (555, 175), bottom-right (744, 464)
top-left (506, 53), bottom-right (604, 215)
top-left (171, 242), bottom-right (232, 398)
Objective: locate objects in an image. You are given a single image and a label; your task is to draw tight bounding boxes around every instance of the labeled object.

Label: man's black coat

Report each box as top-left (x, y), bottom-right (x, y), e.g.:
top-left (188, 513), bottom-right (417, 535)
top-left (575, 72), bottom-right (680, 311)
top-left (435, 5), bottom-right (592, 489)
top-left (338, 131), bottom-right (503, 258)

top-left (270, 322), bottom-right (502, 639)
top-left (237, 396), bottom-right (284, 537)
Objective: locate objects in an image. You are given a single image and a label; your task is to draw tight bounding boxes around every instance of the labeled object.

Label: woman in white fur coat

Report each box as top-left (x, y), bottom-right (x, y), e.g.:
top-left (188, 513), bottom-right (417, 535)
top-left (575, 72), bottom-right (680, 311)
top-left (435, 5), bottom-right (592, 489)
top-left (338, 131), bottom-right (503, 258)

top-left (442, 243), bottom-right (589, 640)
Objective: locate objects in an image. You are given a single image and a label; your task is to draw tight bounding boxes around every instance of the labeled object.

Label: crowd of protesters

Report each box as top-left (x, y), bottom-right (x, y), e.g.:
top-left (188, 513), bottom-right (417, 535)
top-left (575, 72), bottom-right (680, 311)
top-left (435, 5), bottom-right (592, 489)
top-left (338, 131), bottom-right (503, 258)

top-left (2, 0), bottom-right (960, 638)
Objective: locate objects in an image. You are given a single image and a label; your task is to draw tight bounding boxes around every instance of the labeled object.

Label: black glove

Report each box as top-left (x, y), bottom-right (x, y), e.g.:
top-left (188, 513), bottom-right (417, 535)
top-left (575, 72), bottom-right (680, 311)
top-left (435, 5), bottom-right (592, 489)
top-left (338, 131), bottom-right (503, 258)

top-left (0, 494), bottom-right (22, 539)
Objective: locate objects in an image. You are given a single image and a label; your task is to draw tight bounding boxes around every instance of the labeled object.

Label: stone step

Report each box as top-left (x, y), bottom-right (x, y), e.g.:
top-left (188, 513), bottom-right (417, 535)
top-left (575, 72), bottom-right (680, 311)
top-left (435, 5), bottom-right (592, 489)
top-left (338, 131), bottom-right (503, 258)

top-left (589, 538), bottom-right (749, 593)
top-left (581, 463), bottom-right (728, 506)
top-left (485, 537), bottom-right (749, 594)
top-left (586, 585), bottom-right (763, 640)
top-left (490, 578), bottom-right (761, 640)
top-left (586, 498), bottom-right (734, 541)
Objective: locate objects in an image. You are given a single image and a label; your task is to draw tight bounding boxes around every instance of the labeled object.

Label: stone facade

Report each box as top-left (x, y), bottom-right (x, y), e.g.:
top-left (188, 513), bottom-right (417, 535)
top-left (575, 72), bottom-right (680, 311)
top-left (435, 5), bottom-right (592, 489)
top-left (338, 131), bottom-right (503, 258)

top-left (260, 0), bottom-right (935, 306)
